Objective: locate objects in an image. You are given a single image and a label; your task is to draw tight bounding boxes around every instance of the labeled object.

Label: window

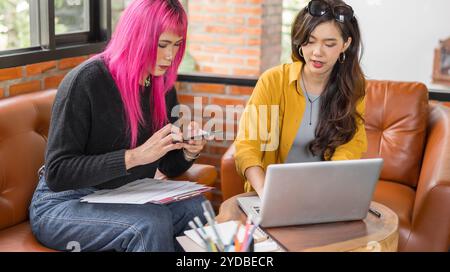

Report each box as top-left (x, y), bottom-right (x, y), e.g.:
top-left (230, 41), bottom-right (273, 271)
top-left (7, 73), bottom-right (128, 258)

top-left (0, 0), bottom-right (109, 69)
top-left (55, 0), bottom-right (90, 35)
top-left (1, 0), bottom-right (301, 74)
top-left (0, 0), bottom-right (38, 51)
top-left (111, 0), bottom-right (133, 32)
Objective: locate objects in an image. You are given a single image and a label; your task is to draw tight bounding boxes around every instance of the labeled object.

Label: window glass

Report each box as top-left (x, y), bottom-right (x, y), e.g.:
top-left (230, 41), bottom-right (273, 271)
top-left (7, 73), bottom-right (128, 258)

top-left (111, 0), bottom-right (133, 32)
top-left (0, 0), bottom-right (33, 51)
top-left (55, 0), bottom-right (90, 35)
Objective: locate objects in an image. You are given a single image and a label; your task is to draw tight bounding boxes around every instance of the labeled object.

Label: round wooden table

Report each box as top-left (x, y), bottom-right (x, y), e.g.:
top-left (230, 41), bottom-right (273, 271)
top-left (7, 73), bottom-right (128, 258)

top-left (216, 192), bottom-right (399, 252)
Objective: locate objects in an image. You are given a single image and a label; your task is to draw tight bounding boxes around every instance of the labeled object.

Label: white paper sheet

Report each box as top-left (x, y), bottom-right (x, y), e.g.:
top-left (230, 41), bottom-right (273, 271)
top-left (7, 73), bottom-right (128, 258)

top-left (80, 178), bottom-right (212, 204)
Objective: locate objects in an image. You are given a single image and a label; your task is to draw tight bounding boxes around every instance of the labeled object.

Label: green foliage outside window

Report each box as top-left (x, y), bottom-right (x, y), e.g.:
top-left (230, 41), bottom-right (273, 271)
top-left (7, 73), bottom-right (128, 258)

top-left (54, 0), bottom-right (88, 35)
top-left (0, 0), bottom-right (30, 50)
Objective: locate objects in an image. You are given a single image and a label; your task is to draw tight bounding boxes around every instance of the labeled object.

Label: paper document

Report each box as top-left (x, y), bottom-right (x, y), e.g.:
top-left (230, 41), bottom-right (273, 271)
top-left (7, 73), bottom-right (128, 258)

top-left (80, 178), bottom-right (212, 205)
top-left (183, 220), bottom-right (279, 252)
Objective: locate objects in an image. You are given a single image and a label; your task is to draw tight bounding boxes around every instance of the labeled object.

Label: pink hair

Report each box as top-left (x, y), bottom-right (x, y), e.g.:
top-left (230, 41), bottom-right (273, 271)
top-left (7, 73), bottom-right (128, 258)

top-left (100, 0), bottom-right (187, 148)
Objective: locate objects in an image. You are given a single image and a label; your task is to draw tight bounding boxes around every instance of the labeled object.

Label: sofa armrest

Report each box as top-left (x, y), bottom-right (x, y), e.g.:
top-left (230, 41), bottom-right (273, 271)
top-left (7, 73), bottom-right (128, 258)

top-left (156, 164), bottom-right (217, 186)
top-left (221, 144), bottom-right (245, 201)
top-left (410, 104), bottom-right (450, 251)
top-left (173, 164), bottom-right (217, 187)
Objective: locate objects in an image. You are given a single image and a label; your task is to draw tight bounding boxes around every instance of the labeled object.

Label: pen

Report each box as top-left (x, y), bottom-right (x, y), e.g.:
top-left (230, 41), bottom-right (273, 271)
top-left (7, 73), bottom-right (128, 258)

top-left (240, 216), bottom-right (252, 252)
top-left (193, 216), bottom-right (207, 236)
top-left (369, 208), bottom-right (381, 218)
top-left (241, 217), bottom-right (261, 252)
top-left (188, 221), bottom-right (209, 249)
top-left (201, 200), bottom-right (224, 240)
top-left (204, 211), bottom-right (225, 252)
top-left (234, 235), bottom-right (240, 252)
top-left (233, 223), bottom-right (242, 252)
top-left (207, 237), bottom-right (218, 252)
top-left (226, 221), bottom-right (239, 246)
top-left (201, 200), bottom-right (217, 219)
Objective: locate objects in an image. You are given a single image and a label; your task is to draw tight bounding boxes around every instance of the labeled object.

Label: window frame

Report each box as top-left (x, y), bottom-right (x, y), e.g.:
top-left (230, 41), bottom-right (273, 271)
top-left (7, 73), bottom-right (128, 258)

top-left (0, 0), bottom-right (448, 102)
top-left (0, 0), bottom-right (111, 69)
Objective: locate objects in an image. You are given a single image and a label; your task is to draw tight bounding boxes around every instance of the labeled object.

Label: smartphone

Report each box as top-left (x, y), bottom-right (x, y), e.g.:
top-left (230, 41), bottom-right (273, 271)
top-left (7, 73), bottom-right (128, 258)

top-left (172, 130), bottom-right (222, 143)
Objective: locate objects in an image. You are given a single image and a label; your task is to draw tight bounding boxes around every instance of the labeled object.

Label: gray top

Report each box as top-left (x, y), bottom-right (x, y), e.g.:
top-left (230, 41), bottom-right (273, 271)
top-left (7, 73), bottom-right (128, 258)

top-left (286, 81), bottom-right (322, 163)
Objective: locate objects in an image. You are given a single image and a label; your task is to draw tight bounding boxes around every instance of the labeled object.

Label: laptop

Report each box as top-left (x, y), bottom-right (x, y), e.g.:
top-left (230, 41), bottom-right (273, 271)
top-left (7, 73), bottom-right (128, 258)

top-left (237, 158), bottom-right (383, 228)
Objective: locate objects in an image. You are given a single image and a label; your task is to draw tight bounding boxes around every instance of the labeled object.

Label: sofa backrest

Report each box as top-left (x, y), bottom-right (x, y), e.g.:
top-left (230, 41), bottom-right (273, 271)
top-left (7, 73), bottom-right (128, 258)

top-left (363, 80), bottom-right (429, 188)
top-left (0, 89), bottom-right (56, 230)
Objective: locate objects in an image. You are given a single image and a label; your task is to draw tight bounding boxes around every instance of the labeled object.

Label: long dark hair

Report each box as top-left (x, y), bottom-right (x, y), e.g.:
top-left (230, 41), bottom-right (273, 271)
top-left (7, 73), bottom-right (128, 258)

top-left (291, 0), bottom-right (365, 160)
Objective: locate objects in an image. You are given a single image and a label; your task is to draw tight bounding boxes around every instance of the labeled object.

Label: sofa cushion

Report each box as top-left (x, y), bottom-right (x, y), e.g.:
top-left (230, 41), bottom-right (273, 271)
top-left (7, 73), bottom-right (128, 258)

top-left (0, 90), bottom-right (56, 230)
top-left (373, 180), bottom-right (416, 250)
top-left (364, 81), bottom-right (428, 188)
top-left (0, 221), bottom-right (55, 252)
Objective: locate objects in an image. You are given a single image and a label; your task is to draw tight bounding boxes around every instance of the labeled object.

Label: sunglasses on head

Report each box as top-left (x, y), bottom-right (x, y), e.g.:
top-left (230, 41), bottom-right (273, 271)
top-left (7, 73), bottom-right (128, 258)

top-left (306, 0), bottom-right (354, 23)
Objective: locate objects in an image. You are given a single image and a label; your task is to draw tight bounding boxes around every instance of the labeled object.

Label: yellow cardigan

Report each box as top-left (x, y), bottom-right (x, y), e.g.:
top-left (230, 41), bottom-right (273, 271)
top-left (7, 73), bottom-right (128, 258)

top-left (234, 62), bottom-right (368, 192)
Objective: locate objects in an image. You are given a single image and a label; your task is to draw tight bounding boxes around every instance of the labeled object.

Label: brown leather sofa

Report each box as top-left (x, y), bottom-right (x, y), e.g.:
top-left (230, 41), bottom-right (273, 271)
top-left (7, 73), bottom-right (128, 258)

top-left (0, 89), bottom-right (217, 252)
top-left (221, 80), bottom-right (450, 252)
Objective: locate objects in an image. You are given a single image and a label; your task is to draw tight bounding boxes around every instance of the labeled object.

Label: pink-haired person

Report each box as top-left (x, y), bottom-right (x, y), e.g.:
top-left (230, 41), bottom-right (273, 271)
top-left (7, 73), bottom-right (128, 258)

top-left (29, 0), bottom-right (207, 252)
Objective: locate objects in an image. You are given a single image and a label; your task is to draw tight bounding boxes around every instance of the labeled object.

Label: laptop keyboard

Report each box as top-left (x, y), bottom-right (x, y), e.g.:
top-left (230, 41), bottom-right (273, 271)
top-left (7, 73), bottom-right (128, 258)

top-left (252, 206), bottom-right (261, 214)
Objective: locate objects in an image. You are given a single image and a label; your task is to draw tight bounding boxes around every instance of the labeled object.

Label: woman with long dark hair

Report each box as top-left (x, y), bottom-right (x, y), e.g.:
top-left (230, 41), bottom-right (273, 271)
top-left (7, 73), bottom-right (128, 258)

top-left (29, 0), bottom-right (207, 252)
top-left (235, 0), bottom-right (367, 196)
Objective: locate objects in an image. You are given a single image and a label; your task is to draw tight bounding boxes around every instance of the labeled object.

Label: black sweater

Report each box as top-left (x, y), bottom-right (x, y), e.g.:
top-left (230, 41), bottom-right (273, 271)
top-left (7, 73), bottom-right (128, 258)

top-left (44, 57), bottom-right (193, 192)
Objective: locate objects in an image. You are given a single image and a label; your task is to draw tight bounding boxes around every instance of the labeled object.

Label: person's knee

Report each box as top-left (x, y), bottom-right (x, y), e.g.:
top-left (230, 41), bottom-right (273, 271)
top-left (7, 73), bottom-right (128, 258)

top-left (128, 208), bottom-right (174, 251)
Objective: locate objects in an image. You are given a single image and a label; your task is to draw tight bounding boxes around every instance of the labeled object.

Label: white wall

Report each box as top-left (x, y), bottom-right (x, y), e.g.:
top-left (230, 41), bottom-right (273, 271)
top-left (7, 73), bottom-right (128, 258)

top-left (346, 0), bottom-right (450, 92)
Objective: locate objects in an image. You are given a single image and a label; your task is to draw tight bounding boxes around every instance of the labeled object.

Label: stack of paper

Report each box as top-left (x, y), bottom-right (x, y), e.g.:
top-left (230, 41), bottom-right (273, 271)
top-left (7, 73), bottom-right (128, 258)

top-left (80, 178), bottom-right (212, 204)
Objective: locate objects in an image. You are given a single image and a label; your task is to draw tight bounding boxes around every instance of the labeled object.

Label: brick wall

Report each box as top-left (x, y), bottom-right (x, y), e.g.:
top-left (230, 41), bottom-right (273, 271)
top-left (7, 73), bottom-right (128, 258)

top-left (261, 0), bottom-right (283, 73)
top-left (188, 0), bottom-right (282, 76)
top-left (0, 56), bottom-right (89, 98)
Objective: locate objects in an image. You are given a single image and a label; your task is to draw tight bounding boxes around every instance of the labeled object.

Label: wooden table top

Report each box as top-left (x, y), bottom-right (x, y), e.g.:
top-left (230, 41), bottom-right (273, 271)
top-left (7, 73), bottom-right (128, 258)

top-left (216, 192), bottom-right (399, 252)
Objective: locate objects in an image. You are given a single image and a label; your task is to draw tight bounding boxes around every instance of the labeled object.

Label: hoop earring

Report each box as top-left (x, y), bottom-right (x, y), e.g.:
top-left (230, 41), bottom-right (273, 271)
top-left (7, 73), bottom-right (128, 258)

top-left (299, 47), bottom-right (304, 58)
top-left (339, 52), bottom-right (346, 63)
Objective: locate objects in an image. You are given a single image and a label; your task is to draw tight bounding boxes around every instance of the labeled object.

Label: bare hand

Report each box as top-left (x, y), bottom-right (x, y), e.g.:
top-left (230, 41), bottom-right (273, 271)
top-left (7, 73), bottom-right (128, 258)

top-left (125, 124), bottom-right (183, 169)
top-left (182, 121), bottom-right (209, 158)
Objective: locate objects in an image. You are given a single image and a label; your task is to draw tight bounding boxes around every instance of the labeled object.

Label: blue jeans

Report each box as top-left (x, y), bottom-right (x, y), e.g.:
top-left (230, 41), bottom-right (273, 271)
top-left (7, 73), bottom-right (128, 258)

top-left (29, 176), bottom-right (207, 252)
